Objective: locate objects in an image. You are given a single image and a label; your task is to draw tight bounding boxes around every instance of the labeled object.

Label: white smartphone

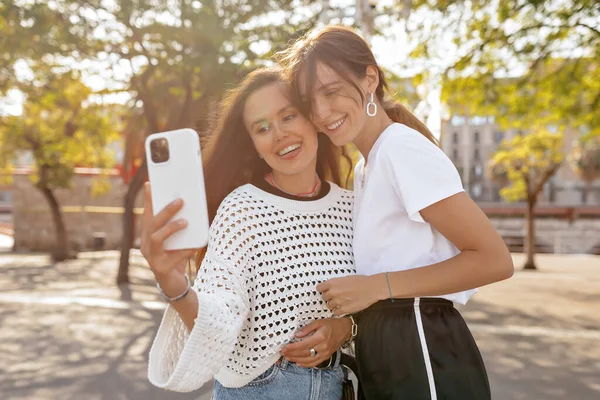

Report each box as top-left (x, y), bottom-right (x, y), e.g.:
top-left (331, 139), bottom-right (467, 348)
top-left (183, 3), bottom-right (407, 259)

top-left (145, 128), bottom-right (209, 250)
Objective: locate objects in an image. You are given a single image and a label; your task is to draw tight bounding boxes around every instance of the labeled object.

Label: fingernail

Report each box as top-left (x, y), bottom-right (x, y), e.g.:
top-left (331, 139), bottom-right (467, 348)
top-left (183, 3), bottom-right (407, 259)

top-left (172, 199), bottom-right (183, 206)
top-left (178, 219), bottom-right (188, 227)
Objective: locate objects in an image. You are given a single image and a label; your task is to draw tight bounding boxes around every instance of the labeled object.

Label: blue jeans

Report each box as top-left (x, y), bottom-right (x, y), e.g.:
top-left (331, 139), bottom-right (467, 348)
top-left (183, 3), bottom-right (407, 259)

top-left (212, 355), bottom-right (344, 400)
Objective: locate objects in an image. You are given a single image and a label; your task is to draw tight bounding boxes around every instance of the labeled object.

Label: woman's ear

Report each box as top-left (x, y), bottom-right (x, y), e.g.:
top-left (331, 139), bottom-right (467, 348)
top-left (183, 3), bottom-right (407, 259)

top-left (365, 65), bottom-right (380, 94)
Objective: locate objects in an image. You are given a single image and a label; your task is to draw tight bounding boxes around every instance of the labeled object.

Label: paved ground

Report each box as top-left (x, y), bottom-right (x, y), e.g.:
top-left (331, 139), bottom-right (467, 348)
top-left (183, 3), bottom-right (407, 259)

top-left (0, 251), bottom-right (599, 400)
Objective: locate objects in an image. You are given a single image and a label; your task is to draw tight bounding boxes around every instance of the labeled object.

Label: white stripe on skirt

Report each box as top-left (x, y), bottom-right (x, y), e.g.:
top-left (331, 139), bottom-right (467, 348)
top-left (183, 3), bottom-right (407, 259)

top-left (414, 298), bottom-right (437, 400)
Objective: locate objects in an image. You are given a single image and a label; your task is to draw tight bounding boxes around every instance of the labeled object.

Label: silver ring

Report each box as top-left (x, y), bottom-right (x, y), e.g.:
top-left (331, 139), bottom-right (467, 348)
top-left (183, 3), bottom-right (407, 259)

top-left (310, 348), bottom-right (317, 357)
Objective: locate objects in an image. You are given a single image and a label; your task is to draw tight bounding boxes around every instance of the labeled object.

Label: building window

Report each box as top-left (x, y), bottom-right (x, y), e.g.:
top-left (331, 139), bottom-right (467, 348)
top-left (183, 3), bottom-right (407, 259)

top-left (472, 184), bottom-right (482, 198)
top-left (474, 148), bottom-right (480, 161)
top-left (452, 132), bottom-right (459, 144)
top-left (494, 131), bottom-right (504, 144)
top-left (452, 148), bottom-right (459, 160)
top-left (474, 131), bottom-right (480, 144)
top-left (0, 192), bottom-right (11, 203)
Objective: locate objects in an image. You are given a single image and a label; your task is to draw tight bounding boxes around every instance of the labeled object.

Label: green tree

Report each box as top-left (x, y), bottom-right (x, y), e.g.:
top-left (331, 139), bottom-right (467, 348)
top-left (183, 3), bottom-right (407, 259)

top-left (0, 71), bottom-right (118, 261)
top-left (0, 1), bottom-right (94, 95)
top-left (488, 130), bottom-right (563, 270)
top-left (569, 133), bottom-right (600, 204)
top-left (75, 0), bottom-right (321, 283)
top-left (1, 0), bottom-right (323, 282)
top-left (387, 0), bottom-right (599, 139)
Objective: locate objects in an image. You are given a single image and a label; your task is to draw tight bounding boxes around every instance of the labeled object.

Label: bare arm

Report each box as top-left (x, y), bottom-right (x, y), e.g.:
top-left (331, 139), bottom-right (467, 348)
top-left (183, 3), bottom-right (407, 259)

top-left (140, 182), bottom-right (200, 331)
top-left (318, 193), bottom-right (514, 315)
top-left (153, 272), bottom-right (199, 331)
top-left (385, 192), bottom-right (514, 298)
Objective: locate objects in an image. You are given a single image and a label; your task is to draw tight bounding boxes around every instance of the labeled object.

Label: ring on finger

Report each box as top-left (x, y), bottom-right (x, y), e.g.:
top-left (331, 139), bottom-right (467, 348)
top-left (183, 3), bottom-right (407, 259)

top-left (309, 348), bottom-right (317, 357)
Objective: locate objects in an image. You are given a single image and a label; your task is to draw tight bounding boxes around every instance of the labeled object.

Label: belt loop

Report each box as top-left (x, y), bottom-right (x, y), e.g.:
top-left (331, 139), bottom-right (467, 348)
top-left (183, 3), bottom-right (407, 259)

top-left (279, 356), bottom-right (289, 370)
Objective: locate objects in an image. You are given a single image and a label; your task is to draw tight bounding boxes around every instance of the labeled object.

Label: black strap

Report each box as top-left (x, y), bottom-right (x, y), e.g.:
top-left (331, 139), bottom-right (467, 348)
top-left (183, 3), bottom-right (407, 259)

top-left (340, 353), bottom-right (358, 377)
top-left (315, 349), bottom-right (341, 369)
top-left (340, 353), bottom-right (361, 400)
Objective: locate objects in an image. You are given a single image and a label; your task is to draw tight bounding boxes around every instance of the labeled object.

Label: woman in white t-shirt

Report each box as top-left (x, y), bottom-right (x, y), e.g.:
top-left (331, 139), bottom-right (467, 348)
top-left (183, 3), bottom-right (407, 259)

top-left (279, 26), bottom-right (514, 400)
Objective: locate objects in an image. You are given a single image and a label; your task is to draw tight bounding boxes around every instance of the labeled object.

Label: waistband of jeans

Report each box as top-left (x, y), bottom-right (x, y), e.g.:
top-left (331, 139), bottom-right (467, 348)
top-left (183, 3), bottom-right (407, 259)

top-left (364, 297), bottom-right (454, 312)
top-left (278, 349), bottom-right (341, 371)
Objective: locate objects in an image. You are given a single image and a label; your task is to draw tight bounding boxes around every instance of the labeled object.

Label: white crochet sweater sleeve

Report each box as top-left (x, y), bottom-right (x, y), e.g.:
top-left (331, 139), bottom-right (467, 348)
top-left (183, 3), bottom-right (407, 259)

top-left (148, 197), bottom-right (251, 392)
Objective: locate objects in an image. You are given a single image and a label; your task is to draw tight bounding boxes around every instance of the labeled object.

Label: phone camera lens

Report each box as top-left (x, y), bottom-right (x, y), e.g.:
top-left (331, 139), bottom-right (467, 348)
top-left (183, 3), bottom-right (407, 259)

top-left (150, 138), bottom-right (170, 163)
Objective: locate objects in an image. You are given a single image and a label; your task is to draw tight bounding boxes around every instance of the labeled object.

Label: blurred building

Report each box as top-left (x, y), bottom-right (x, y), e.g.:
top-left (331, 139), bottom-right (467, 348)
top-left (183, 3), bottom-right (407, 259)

top-left (440, 116), bottom-right (600, 205)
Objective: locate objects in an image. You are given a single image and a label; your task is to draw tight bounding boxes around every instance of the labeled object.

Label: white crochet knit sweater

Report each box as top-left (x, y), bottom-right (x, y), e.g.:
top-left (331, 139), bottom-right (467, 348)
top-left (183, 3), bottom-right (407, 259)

top-left (148, 182), bottom-right (355, 392)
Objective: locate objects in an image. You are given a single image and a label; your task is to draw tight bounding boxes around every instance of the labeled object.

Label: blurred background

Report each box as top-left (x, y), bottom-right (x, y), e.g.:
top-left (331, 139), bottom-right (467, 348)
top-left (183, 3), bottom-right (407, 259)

top-left (0, 1), bottom-right (598, 399)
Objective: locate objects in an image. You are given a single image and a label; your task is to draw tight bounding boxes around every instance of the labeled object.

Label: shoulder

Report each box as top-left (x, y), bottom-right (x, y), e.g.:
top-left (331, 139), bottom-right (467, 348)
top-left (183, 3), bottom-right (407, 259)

top-left (329, 181), bottom-right (354, 197)
top-left (378, 123), bottom-right (439, 155)
top-left (211, 185), bottom-right (260, 233)
top-left (323, 183), bottom-right (354, 219)
top-left (374, 123), bottom-right (449, 168)
top-left (327, 182), bottom-right (354, 204)
top-left (207, 186), bottom-right (262, 261)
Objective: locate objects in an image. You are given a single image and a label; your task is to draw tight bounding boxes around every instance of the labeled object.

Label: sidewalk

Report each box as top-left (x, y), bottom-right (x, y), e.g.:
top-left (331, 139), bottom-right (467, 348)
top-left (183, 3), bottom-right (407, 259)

top-left (0, 251), bottom-right (209, 400)
top-left (0, 251), bottom-right (599, 399)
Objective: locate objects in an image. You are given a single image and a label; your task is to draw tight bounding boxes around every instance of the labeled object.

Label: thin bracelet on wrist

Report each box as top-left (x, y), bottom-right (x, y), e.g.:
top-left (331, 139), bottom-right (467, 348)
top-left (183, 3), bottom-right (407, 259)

top-left (341, 315), bottom-right (358, 349)
top-left (385, 272), bottom-right (395, 303)
top-left (157, 274), bottom-right (191, 302)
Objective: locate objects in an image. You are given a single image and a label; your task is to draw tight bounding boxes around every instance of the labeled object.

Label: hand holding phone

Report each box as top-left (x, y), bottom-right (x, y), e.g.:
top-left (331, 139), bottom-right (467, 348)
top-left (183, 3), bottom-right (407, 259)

top-left (144, 128), bottom-right (209, 250)
top-left (140, 183), bottom-right (196, 289)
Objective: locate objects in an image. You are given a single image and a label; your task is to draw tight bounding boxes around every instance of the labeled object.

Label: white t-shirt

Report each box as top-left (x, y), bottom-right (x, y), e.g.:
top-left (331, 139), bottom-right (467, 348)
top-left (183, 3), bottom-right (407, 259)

top-left (353, 123), bottom-right (477, 305)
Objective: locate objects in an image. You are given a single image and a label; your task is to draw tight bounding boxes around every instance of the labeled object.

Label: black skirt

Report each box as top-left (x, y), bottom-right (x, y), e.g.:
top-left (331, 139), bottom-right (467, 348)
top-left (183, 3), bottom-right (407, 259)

top-left (355, 298), bottom-right (490, 400)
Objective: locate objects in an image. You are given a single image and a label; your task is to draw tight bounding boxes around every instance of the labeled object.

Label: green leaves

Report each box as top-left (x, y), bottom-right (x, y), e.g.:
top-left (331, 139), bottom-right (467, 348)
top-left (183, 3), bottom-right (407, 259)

top-left (489, 129), bottom-right (564, 203)
top-left (0, 71), bottom-right (119, 190)
top-left (569, 133), bottom-right (600, 184)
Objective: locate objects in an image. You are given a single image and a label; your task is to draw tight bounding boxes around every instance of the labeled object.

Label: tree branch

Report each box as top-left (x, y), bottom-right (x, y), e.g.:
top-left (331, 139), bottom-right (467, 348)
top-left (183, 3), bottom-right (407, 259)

top-left (574, 21), bottom-right (600, 37)
top-left (533, 163), bottom-right (562, 198)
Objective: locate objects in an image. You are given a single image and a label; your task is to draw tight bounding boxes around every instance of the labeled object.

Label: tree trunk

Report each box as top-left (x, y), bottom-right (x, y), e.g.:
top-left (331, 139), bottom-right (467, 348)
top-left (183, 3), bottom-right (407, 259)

top-left (39, 186), bottom-right (69, 262)
top-left (582, 181), bottom-right (591, 204)
top-left (524, 199), bottom-right (537, 270)
top-left (116, 160), bottom-right (148, 284)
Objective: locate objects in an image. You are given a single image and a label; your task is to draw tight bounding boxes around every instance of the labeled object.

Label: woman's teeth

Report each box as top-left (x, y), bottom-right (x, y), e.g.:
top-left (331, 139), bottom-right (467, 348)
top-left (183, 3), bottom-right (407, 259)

top-left (278, 144), bottom-right (301, 156)
top-left (327, 116), bottom-right (346, 130)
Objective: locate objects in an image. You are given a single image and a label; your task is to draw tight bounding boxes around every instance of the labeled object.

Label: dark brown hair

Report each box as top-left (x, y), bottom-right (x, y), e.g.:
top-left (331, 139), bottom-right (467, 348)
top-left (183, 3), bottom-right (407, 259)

top-left (278, 25), bottom-right (438, 145)
top-left (194, 67), bottom-right (350, 268)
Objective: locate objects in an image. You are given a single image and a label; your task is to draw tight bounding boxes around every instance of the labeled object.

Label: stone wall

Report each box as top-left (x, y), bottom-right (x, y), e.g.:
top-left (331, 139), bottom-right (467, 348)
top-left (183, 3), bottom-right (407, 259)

top-left (12, 173), bottom-right (144, 252)
top-left (490, 217), bottom-right (600, 254)
top-left (9, 171), bottom-right (600, 255)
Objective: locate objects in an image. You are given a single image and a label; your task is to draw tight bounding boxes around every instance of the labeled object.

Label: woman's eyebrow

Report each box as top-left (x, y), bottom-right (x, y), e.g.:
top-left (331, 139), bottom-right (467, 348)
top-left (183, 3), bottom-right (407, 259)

top-left (319, 81), bottom-right (338, 90)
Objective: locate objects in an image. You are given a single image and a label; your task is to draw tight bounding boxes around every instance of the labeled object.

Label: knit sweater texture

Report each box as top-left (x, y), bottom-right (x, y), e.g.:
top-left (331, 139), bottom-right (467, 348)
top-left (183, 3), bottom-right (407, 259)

top-left (148, 182), bottom-right (355, 391)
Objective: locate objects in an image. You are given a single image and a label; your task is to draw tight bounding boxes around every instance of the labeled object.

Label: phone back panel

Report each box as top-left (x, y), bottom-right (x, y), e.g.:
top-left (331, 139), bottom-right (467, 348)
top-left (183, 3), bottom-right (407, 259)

top-left (145, 129), bottom-right (209, 250)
